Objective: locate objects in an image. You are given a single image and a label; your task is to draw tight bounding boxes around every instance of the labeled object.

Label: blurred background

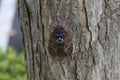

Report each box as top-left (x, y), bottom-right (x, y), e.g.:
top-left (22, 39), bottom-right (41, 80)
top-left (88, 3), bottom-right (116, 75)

top-left (0, 0), bottom-right (27, 80)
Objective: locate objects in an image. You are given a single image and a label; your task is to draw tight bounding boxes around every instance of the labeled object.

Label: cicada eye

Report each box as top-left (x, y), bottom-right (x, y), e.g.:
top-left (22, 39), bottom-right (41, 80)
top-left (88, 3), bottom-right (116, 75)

top-left (61, 33), bottom-right (64, 36)
top-left (56, 34), bottom-right (59, 36)
top-left (54, 33), bottom-right (59, 39)
top-left (60, 33), bottom-right (65, 38)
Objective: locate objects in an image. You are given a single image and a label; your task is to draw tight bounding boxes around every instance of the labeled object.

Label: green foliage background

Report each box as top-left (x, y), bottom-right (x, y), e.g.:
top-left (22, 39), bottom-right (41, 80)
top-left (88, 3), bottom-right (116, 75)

top-left (0, 47), bottom-right (27, 80)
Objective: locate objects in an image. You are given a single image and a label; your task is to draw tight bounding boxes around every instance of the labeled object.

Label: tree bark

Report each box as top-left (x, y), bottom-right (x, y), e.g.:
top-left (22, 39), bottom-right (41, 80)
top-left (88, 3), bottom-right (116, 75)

top-left (18, 0), bottom-right (120, 80)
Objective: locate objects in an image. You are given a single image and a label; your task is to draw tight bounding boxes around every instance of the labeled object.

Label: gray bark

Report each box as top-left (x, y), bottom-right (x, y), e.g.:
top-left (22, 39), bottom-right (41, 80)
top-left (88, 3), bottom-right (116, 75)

top-left (18, 0), bottom-right (120, 80)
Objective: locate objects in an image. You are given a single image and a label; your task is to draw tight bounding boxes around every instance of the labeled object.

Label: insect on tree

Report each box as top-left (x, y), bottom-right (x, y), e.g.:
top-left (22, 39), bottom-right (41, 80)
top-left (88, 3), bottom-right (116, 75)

top-left (48, 17), bottom-right (73, 56)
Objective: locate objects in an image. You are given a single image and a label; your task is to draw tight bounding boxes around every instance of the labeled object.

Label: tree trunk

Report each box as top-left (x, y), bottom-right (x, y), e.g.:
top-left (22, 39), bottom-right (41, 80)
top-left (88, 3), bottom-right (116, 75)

top-left (18, 0), bottom-right (120, 80)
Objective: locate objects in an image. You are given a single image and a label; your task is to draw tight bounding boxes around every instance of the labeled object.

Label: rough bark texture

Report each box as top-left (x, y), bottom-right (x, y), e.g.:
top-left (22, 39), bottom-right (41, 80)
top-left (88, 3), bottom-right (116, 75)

top-left (18, 0), bottom-right (120, 80)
